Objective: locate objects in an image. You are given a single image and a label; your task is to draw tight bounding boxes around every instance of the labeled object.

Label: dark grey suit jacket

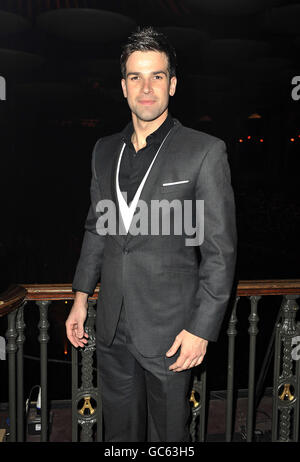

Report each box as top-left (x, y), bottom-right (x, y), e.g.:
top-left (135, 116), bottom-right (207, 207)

top-left (72, 119), bottom-right (237, 357)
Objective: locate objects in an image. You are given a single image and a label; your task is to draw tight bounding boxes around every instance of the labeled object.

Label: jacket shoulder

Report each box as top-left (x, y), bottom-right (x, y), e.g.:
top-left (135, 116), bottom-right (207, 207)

top-left (91, 132), bottom-right (123, 167)
top-left (176, 123), bottom-right (225, 151)
top-left (93, 132), bottom-right (121, 150)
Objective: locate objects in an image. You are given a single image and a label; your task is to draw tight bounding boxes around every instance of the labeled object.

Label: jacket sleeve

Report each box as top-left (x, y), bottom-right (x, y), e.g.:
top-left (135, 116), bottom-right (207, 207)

top-left (72, 139), bottom-right (106, 296)
top-left (185, 139), bottom-right (237, 342)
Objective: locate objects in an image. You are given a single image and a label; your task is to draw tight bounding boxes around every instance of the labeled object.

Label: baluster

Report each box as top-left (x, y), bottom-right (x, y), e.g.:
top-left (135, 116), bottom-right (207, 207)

top-left (96, 367), bottom-right (103, 442)
top-left (198, 368), bottom-right (207, 442)
top-left (5, 309), bottom-right (18, 442)
top-left (72, 344), bottom-right (79, 442)
top-left (76, 300), bottom-right (98, 442)
top-left (294, 339), bottom-right (300, 441)
top-left (247, 295), bottom-right (261, 442)
top-left (272, 295), bottom-right (300, 441)
top-left (226, 296), bottom-right (239, 442)
top-left (36, 300), bottom-right (50, 442)
top-left (272, 319), bottom-right (281, 440)
top-left (189, 367), bottom-right (206, 442)
top-left (189, 375), bottom-right (199, 441)
top-left (16, 302), bottom-right (26, 441)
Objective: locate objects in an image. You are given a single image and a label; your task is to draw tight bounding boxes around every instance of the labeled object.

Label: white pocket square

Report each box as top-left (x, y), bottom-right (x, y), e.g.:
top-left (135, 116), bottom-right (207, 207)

top-left (162, 180), bottom-right (190, 186)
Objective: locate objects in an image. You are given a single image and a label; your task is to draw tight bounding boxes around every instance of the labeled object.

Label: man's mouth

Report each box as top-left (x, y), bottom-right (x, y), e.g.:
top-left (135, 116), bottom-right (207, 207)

top-left (139, 100), bottom-right (156, 105)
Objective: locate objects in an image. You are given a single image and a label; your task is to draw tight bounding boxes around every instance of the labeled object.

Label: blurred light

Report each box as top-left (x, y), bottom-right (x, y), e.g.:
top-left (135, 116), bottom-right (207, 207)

top-left (65, 301), bottom-right (68, 304)
top-left (80, 118), bottom-right (99, 128)
top-left (260, 138), bottom-right (264, 143)
top-left (248, 113), bottom-right (262, 119)
top-left (247, 135), bottom-right (251, 140)
top-left (290, 138), bottom-right (295, 142)
top-left (64, 343), bottom-right (68, 356)
top-left (239, 138), bottom-right (243, 143)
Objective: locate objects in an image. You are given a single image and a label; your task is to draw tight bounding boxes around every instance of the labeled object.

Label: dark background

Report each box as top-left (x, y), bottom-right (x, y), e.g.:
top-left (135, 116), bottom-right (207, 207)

top-left (0, 0), bottom-right (300, 401)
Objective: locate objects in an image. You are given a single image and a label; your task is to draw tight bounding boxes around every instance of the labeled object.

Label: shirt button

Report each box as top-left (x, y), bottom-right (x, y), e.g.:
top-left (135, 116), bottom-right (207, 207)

top-left (123, 248), bottom-right (129, 255)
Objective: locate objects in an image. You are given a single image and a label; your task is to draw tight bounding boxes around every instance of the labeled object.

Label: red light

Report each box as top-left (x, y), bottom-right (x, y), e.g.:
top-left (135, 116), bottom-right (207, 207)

top-left (239, 138), bottom-right (243, 143)
top-left (247, 136), bottom-right (251, 140)
top-left (260, 139), bottom-right (264, 143)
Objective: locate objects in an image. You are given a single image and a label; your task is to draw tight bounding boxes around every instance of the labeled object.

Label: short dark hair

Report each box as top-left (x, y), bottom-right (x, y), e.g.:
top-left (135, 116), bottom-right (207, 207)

top-left (120, 26), bottom-right (177, 79)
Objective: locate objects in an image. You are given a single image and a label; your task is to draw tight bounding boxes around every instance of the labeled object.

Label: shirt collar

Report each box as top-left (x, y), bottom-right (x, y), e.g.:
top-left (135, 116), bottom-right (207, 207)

top-left (121, 113), bottom-right (174, 147)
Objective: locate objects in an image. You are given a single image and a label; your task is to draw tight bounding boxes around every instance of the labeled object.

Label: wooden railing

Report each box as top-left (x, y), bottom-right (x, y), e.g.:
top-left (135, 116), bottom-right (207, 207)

top-left (0, 280), bottom-right (300, 442)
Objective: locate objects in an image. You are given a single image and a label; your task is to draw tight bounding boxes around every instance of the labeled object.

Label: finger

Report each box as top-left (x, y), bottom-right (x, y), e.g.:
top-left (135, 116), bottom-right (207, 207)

top-left (70, 328), bottom-right (82, 348)
top-left (75, 330), bottom-right (89, 347)
top-left (195, 355), bottom-right (204, 367)
top-left (67, 324), bottom-right (87, 348)
top-left (192, 353), bottom-right (206, 367)
top-left (166, 337), bottom-right (181, 357)
top-left (75, 329), bottom-right (88, 342)
top-left (66, 324), bottom-right (78, 348)
top-left (75, 325), bottom-right (85, 339)
top-left (65, 320), bottom-right (74, 337)
top-left (187, 358), bottom-right (199, 369)
top-left (68, 334), bottom-right (80, 349)
top-left (76, 329), bottom-right (89, 339)
top-left (174, 357), bottom-right (197, 372)
top-left (74, 323), bottom-right (89, 342)
top-left (169, 353), bottom-right (188, 371)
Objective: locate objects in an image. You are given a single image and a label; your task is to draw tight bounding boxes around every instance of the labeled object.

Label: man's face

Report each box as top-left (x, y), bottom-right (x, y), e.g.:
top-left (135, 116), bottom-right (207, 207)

top-left (121, 50), bottom-right (177, 123)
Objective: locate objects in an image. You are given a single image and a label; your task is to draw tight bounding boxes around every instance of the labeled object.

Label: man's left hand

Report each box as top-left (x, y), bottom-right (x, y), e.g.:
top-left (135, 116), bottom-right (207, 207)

top-left (166, 330), bottom-right (208, 372)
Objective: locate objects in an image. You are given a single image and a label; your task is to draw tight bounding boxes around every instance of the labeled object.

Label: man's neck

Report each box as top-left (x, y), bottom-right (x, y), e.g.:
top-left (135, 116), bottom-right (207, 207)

top-left (131, 111), bottom-right (168, 152)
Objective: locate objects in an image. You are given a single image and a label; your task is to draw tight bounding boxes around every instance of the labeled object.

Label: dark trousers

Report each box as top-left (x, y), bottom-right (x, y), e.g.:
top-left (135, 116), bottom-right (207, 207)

top-left (97, 304), bottom-right (192, 442)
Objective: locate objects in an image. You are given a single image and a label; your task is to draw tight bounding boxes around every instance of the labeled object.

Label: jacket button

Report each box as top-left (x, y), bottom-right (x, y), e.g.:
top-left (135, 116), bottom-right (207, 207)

top-left (123, 248), bottom-right (129, 255)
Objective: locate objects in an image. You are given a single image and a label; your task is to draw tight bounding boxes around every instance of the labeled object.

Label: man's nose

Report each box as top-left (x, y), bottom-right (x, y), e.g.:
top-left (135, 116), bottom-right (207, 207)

top-left (142, 79), bottom-right (152, 93)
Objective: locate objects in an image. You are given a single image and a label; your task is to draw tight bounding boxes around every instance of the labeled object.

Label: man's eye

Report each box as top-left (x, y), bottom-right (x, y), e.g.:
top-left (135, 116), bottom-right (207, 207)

top-left (154, 75), bottom-right (163, 80)
top-left (130, 76), bottom-right (139, 81)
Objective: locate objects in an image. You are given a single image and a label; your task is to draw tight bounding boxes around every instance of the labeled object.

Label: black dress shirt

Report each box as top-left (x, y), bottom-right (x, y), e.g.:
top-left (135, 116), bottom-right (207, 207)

top-left (119, 114), bottom-right (174, 204)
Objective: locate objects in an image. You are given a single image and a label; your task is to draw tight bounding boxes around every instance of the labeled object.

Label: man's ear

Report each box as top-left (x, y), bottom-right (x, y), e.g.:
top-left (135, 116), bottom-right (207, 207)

top-left (121, 79), bottom-right (127, 98)
top-left (169, 76), bottom-right (177, 97)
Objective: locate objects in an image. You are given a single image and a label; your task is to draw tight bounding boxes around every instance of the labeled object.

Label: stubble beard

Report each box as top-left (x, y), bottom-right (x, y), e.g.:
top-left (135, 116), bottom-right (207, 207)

top-left (130, 100), bottom-right (169, 123)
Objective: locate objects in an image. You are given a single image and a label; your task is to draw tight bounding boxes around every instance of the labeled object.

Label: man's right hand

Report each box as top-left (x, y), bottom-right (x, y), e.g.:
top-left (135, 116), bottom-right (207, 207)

top-left (65, 292), bottom-right (89, 348)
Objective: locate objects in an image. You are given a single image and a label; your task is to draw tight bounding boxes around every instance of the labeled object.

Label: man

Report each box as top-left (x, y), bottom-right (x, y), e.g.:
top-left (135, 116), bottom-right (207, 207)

top-left (66, 26), bottom-right (237, 442)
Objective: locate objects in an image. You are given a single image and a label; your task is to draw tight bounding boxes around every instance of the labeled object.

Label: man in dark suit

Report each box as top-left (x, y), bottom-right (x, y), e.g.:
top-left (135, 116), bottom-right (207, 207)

top-left (66, 26), bottom-right (237, 442)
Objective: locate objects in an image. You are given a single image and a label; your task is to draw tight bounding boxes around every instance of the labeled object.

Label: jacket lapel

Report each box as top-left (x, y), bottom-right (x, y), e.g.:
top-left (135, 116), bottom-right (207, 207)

top-left (100, 119), bottom-right (182, 246)
top-left (125, 120), bottom-right (181, 243)
top-left (96, 137), bottom-right (126, 248)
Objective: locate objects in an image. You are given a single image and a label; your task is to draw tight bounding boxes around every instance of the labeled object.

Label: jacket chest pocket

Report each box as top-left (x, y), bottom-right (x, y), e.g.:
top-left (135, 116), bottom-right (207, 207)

top-left (159, 181), bottom-right (193, 197)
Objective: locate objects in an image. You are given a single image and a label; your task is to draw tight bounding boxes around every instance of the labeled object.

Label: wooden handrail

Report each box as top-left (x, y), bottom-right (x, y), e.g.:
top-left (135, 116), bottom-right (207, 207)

top-left (0, 284), bottom-right (27, 317)
top-left (0, 280), bottom-right (299, 310)
top-left (20, 279), bottom-right (300, 299)
top-left (19, 283), bottom-right (99, 300)
top-left (235, 279), bottom-right (300, 296)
